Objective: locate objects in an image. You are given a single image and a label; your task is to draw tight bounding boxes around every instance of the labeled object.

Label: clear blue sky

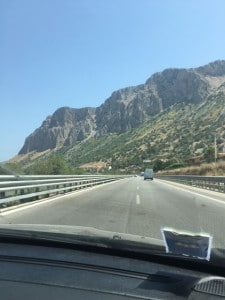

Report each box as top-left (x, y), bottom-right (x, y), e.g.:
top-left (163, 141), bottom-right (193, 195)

top-left (1, 0), bottom-right (225, 162)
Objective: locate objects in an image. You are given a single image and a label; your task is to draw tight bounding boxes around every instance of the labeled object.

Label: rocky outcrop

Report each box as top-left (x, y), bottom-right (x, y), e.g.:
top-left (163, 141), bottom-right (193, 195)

top-left (19, 107), bottom-right (96, 154)
top-left (146, 68), bottom-right (209, 107)
top-left (19, 60), bottom-right (225, 154)
top-left (194, 60), bottom-right (225, 76)
top-left (95, 85), bottom-right (161, 135)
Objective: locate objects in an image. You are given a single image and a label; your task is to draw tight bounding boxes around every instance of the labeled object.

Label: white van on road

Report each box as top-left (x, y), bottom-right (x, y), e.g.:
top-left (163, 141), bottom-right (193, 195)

top-left (144, 168), bottom-right (154, 180)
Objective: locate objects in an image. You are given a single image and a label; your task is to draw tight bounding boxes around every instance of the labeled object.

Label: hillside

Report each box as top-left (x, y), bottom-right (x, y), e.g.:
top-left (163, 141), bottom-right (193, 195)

top-left (64, 91), bottom-right (225, 171)
top-left (9, 60), bottom-right (225, 172)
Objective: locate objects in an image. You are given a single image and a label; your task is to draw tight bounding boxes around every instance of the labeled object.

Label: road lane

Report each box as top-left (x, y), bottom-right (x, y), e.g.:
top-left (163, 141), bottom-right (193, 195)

top-left (1, 177), bottom-right (225, 248)
top-left (0, 179), bottom-right (137, 232)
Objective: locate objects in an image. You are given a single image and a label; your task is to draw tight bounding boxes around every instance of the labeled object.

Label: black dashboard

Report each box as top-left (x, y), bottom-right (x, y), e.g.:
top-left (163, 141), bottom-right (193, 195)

top-left (0, 238), bottom-right (225, 299)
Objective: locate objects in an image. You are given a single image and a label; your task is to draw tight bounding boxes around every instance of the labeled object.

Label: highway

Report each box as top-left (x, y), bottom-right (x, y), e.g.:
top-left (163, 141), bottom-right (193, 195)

top-left (1, 177), bottom-right (225, 248)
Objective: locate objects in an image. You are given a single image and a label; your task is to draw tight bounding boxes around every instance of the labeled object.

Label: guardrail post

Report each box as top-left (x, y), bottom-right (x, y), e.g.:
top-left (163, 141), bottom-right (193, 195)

top-left (35, 187), bottom-right (39, 200)
top-left (0, 192), bottom-right (5, 199)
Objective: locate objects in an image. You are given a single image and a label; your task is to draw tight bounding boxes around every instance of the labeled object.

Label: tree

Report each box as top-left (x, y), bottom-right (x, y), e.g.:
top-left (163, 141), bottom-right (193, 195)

top-left (30, 156), bottom-right (69, 175)
top-left (0, 163), bottom-right (23, 175)
top-left (153, 159), bottom-right (163, 172)
top-left (203, 146), bottom-right (215, 163)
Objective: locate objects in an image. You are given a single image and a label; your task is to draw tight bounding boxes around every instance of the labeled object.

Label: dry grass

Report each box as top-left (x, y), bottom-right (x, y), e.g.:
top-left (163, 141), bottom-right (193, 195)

top-left (8, 150), bottom-right (51, 163)
top-left (80, 161), bottom-right (107, 171)
top-left (158, 160), bottom-right (225, 176)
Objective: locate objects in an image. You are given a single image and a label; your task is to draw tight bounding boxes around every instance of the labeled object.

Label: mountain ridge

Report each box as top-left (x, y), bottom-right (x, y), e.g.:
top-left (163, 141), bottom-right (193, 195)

top-left (18, 60), bottom-right (225, 159)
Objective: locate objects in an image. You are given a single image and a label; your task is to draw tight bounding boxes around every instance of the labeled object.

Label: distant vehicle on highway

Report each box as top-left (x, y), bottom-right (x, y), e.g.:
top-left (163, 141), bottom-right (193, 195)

top-left (144, 168), bottom-right (154, 180)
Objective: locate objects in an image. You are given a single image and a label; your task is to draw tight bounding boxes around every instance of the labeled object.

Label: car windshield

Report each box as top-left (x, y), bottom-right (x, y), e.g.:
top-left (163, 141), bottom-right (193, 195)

top-left (1, 0), bottom-right (225, 264)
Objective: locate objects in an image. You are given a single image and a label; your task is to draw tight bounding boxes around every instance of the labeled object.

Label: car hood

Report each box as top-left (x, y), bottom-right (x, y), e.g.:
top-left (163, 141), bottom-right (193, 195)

top-left (0, 223), bottom-right (165, 252)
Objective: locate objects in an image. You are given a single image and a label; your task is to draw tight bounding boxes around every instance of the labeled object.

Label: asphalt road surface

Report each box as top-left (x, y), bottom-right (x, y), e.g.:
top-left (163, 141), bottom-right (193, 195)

top-left (1, 177), bottom-right (225, 248)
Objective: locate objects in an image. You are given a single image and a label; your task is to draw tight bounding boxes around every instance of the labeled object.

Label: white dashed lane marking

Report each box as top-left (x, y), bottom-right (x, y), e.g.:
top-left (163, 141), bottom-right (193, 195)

top-left (136, 194), bottom-right (140, 205)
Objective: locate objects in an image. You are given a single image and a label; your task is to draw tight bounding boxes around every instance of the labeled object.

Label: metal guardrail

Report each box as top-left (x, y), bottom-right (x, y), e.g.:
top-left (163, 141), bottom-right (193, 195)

top-left (157, 175), bottom-right (225, 193)
top-left (0, 175), bottom-right (127, 210)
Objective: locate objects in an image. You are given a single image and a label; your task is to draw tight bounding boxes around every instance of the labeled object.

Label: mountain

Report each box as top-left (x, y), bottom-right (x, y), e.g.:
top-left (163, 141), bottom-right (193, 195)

top-left (16, 60), bottom-right (225, 170)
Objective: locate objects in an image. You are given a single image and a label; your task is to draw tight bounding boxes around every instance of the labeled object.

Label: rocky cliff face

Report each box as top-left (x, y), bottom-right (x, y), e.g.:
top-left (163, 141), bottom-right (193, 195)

top-left (19, 60), bottom-right (225, 154)
top-left (95, 85), bottom-right (161, 135)
top-left (95, 60), bottom-right (225, 135)
top-left (194, 60), bottom-right (225, 76)
top-left (19, 107), bottom-right (96, 154)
